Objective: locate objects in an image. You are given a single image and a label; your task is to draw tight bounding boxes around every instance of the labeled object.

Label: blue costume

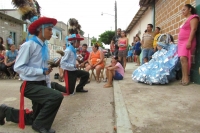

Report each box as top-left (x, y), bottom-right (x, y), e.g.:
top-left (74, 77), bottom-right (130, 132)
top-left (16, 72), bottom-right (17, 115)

top-left (132, 34), bottom-right (180, 85)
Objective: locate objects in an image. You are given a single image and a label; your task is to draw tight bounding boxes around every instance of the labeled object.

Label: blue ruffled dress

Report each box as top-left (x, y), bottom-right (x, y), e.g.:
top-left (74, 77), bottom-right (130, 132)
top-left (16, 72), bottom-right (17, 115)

top-left (132, 44), bottom-right (179, 85)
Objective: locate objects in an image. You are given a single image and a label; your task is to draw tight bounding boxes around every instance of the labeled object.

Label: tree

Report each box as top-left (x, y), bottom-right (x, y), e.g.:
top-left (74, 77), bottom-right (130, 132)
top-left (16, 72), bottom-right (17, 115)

top-left (90, 37), bottom-right (104, 48)
top-left (80, 30), bottom-right (85, 36)
top-left (91, 36), bottom-right (97, 46)
top-left (99, 30), bottom-right (115, 44)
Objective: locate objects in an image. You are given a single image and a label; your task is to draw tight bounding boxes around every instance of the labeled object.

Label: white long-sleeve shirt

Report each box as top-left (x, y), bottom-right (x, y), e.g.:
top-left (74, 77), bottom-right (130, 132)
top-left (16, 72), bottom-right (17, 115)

top-left (60, 48), bottom-right (77, 71)
top-left (14, 37), bottom-right (51, 87)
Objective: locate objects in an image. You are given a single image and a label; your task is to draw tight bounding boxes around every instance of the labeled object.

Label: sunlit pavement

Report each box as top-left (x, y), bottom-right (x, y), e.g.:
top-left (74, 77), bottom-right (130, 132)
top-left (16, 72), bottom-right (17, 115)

top-left (1, 60), bottom-right (200, 133)
top-left (0, 64), bottom-right (115, 133)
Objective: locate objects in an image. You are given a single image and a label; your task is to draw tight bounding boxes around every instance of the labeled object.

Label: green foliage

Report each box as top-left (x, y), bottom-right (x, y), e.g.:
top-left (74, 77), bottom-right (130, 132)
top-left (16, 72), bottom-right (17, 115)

top-left (80, 30), bottom-right (85, 36)
top-left (99, 30), bottom-right (115, 44)
top-left (90, 36), bottom-right (105, 48)
top-left (91, 36), bottom-right (97, 46)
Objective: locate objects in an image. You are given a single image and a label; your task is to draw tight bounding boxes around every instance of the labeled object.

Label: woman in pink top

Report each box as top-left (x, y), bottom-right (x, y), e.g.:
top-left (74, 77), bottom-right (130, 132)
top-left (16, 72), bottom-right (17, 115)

top-left (103, 56), bottom-right (124, 88)
top-left (178, 4), bottom-right (199, 86)
top-left (118, 30), bottom-right (128, 69)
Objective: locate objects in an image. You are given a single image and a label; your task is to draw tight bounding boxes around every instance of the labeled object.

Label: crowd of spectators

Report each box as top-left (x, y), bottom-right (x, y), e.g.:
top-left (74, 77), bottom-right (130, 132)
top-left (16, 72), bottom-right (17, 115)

top-left (0, 36), bottom-right (18, 79)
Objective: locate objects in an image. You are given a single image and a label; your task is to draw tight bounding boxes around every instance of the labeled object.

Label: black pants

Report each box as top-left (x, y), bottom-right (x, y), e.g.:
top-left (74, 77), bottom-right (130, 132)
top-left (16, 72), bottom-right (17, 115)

top-left (0, 63), bottom-right (10, 76)
top-left (5, 81), bottom-right (63, 130)
top-left (114, 49), bottom-right (119, 57)
top-left (67, 70), bottom-right (89, 94)
top-left (7, 63), bottom-right (16, 76)
top-left (51, 82), bottom-right (66, 93)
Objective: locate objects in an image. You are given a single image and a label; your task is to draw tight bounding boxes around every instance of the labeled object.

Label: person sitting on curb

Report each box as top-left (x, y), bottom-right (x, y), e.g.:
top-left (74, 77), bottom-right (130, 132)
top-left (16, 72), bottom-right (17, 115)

top-left (103, 56), bottom-right (124, 88)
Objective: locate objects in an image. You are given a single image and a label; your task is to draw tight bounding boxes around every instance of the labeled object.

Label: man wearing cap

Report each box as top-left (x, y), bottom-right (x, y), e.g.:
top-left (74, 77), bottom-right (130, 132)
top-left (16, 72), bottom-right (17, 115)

top-left (60, 34), bottom-right (89, 94)
top-left (0, 17), bottom-right (63, 133)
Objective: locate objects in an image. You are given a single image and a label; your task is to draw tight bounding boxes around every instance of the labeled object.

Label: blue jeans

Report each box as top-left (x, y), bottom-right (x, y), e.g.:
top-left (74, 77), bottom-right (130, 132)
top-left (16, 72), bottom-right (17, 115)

top-left (113, 71), bottom-right (123, 80)
top-left (142, 48), bottom-right (154, 64)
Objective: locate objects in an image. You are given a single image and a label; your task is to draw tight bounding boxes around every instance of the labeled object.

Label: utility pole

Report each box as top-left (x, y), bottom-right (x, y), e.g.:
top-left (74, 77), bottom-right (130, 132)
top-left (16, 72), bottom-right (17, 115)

top-left (88, 34), bottom-right (90, 46)
top-left (115, 1), bottom-right (117, 36)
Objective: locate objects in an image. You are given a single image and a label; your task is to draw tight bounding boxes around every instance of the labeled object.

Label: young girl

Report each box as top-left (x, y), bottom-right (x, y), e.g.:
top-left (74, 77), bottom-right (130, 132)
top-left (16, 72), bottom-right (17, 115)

top-left (118, 30), bottom-right (128, 69)
top-left (134, 36), bottom-right (141, 66)
top-left (103, 56), bottom-right (124, 88)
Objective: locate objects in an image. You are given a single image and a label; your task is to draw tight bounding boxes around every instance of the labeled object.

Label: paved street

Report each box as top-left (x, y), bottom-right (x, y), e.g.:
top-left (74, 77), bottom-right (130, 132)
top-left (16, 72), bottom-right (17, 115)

top-left (1, 60), bottom-right (200, 133)
top-left (114, 62), bottom-right (200, 133)
top-left (0, 67), bottom-right (115, 133)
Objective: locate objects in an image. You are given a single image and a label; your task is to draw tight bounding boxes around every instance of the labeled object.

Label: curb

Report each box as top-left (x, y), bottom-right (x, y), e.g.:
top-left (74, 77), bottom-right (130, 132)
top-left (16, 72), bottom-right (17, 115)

top-left (113, 80), bottom-right (133, 133)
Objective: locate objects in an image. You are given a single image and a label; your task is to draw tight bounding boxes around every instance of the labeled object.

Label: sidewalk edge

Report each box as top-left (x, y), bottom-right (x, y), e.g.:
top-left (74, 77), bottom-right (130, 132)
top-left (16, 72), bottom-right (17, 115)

top-left (113, 80), bottom-right (133, 133)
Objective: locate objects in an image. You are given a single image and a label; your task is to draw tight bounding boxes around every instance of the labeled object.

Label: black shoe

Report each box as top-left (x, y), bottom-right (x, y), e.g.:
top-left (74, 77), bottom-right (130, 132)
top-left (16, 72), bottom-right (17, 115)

top-left (54, 73), bottom-right (57, 79)
top-left (0, 104), bottom-right (8, 125)
top-left (76, 89), bottom-right (88, 93)
top-left (32, 123), bottom-right (55, 133)
top-left (56, 73), bottom-right (59, 79)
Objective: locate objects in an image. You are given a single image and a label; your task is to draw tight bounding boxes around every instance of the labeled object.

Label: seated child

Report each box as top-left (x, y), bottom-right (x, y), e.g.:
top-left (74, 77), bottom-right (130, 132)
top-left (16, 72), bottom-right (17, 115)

top-left (103, 56), bottom-right (124, 88)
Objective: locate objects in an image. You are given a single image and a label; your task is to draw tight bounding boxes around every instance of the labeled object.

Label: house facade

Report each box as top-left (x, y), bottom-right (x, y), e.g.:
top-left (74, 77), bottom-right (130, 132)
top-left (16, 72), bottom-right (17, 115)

top-left (126, 6), bottom-right (153, 44)
top-left (48, 21), bottom-right (68, 59)
top-left (0, 10), bottom-right (24, 46)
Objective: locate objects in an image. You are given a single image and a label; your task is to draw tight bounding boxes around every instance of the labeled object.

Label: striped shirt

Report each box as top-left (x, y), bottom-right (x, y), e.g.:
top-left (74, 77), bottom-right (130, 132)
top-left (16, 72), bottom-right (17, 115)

top-left (142, 32), bottom-right (155, 49)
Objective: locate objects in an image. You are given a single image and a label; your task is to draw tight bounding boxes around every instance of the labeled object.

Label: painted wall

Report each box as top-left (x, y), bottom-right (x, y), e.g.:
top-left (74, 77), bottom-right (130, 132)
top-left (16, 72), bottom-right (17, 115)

top-left (127, 7), bottom-right (153, 44)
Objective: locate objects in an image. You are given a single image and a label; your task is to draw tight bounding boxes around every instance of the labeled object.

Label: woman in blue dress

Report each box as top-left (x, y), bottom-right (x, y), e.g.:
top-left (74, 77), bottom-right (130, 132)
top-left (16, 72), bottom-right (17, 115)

top-left (132, 34), bottom-right (179, 85)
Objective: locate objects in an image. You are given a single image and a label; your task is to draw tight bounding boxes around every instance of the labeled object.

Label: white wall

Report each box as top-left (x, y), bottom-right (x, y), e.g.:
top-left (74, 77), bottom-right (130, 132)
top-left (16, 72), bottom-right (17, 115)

top-left (127, 7), bottom-right (153, 43)
top-left (5, 10), bottom-right (21, 20)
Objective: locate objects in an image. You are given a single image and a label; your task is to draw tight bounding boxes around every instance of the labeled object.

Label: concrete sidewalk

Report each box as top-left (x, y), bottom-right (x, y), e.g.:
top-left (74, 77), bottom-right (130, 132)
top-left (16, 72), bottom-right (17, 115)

top-left (114, 62), bottom-right (200, 133)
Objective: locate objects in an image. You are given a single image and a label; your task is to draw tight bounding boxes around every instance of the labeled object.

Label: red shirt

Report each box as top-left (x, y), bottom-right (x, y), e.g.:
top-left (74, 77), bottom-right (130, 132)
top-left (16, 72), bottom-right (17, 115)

top-left (80, 50), bottom-right (90, 61)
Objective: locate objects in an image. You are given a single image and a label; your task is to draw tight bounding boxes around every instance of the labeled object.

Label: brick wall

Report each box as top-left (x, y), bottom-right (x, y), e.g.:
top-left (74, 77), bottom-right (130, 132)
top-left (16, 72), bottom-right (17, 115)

top-left (155, 0), bottom-right (196, 43)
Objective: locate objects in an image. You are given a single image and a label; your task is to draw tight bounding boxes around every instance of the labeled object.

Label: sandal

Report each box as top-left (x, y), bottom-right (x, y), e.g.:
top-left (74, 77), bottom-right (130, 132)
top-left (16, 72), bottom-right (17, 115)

top-left (96, 78), bottom-right (101, 83)
top-left (96, 79), bottom-right (101, 83)
top-left (103, 84), bottom-right (113, 88)
top-left (182, 82), bottom-right (190, 86)
top-left (103, 78), bottom-right (107, 82)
